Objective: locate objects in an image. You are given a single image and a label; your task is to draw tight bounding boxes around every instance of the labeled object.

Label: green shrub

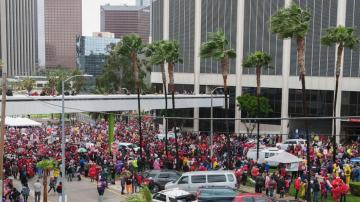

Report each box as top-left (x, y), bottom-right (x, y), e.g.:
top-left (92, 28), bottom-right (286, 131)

top-left (349, 182), bottom-right (360, 196)
top-left (127, 186), bottom-right (152, 202)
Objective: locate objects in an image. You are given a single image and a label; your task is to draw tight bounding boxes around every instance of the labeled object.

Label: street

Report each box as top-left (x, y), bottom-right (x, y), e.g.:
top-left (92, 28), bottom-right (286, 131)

top-left (12, 176), bottom-right (129, 202)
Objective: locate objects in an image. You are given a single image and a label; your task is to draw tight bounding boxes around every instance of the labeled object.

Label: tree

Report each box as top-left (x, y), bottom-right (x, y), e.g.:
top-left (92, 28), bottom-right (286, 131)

top-left (321, 26), bottom-right (360, 161)
top-left (242, 51), bottom-right (272, 159)
top-left (270, 3), bottom-right (311, 200)
top-left (237, 94), bottom-right (272, 136)
top-left (163, 41), bottom-right (182, 169)
top-left (200, 30), bottom-right (236, 169)
top-left (36, 159), bottom-right (56, 202)
top-left (96, 43), bottom-right (150, 94)
top-left (71, 68), bottom-right (85, 94)
top-left (22, 77), bottom-right (36, 95)
top-left (146, 40), bottom-right (170, 157)
top-left (116, 34), bottom-right (146, 169)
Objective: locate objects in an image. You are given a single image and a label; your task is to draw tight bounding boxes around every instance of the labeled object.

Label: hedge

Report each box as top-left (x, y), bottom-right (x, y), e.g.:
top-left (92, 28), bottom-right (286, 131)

top-left (349, 181), bottom-right (360, 196)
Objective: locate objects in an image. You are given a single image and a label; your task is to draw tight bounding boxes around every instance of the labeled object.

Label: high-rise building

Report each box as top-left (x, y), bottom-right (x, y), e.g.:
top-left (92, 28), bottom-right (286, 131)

top-left (137, 0), bottom-right (151, 7)
top-left (76, 33), bottom-right (120, 76)
top-left (44, 0), bottom-right (82, 68)
top-left (0, 0), bottom-right (41, 76)
top-left (100, 5), bottom-right (150, 43)
top-left (151, 0), bottom-right (360, 141)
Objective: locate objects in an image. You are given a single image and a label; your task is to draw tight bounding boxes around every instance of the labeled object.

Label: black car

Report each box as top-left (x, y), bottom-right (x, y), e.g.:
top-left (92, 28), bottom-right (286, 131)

top-left (196, 186), bottom-right (237, 202)
top-left (143, 170), bottom-right (181, 193)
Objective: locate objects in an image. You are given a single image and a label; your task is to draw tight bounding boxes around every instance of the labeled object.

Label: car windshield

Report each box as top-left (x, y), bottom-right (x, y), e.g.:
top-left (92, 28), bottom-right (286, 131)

top-left (144, 172), bottom-right (157, 178)
top-left (169, 194), bottom-right (196, 202)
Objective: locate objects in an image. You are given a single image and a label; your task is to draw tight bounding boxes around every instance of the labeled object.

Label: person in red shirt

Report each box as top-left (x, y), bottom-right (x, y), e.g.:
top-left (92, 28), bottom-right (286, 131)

top-left (294, 177), bottom-right (301, 199)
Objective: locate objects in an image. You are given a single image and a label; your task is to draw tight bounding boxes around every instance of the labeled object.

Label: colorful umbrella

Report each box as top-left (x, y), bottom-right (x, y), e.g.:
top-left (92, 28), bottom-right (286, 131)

top-left (77, 148), bottom-right (87, 153)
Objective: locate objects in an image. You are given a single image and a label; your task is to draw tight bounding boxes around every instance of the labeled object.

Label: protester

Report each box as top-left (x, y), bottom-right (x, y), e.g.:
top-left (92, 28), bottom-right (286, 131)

top-left (33, 179), bottom-right (42, 202)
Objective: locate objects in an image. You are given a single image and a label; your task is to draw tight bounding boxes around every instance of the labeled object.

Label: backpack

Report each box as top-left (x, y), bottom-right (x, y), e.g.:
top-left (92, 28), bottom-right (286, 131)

top-left (22, 187), bottom-right (30, 196)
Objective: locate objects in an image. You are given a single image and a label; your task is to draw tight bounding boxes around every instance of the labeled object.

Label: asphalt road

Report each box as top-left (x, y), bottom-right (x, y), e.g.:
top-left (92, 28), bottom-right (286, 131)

top-left (12, 176), bottom-right (130, 202)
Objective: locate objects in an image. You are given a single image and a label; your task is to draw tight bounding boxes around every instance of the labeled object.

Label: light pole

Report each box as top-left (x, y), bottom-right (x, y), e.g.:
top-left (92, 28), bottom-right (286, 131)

top-left (61, 74), bottom-right (92, 202)
top-left (210, 87), bottom-right (224, 157)
top-left (0, 65), bottom-right (6, 199)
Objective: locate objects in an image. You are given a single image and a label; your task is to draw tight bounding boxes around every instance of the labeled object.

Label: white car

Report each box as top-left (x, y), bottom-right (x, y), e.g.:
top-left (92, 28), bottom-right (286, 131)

top-left (276, 139), bottom-right (307, 150)
top-left (152, 188), bottom-right (196, 202)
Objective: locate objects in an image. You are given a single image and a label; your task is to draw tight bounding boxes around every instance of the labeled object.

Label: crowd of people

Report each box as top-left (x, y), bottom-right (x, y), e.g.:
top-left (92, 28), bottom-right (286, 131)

top-left (1, 115), bottom-right (359, 201)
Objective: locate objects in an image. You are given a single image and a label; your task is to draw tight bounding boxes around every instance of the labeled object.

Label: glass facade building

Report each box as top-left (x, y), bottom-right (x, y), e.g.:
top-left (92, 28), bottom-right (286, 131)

top-left (76, 36), bottom-right (120, 76)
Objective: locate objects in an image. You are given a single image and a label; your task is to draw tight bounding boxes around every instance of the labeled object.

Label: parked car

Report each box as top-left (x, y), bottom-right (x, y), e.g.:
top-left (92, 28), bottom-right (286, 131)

top-left (165, 170), bottom-right (237, 193)
top-left (153, 188), bottom-right (197, 202)
top-left (143, 170), bottom-right (181, 193)
top-left (276, 139), bottom-right (306, 150)
top-left (234, 193), bottom-right (274, 202)
top-left (195, 186), bottom-right (237, 202)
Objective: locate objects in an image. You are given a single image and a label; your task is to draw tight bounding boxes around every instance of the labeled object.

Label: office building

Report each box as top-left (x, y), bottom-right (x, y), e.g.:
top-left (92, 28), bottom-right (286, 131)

top-left (44, 0), bottom-right (82, 68)
top-left (0, 0), bottom-right (42, 76)
top-left (151, 0), bottom-right (360, 142)
top-left (137, 0), bottom-right (151, 7)
top-left (76, 33), bottom-right (120, 76)
top-left (100, 5), bottom-right (150, 43)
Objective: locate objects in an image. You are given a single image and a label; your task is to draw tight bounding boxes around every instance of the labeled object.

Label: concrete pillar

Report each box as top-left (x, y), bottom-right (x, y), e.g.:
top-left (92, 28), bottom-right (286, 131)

top-left (234, 0), bottom-right (245, 134)
top-left (1, 0), bottom-right (8, 73)
top-left (163, 0), bottom-right (169, 90)
top-left (280, 0), bottom-right (292, 140)
top-left (193, 0), bottom-right (202, 133)
top-left (335, 0), bottom-right (347, 143)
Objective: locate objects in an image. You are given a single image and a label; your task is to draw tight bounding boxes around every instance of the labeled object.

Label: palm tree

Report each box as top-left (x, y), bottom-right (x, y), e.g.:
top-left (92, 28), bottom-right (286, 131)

top-left (36, 159), bottom-right (56, 202)
top-left (321, 26), bottom-right (360, 162)
top-left (146, 40), bottom-right (170, 157)
top-left (270, 3), bottom-right (311, 200)
top-left (22, 77), bottom-right (36, 95)
top-left (163, 41), bottom-right (182, 169)
top-left (117, 34), bottom-right (145, 168)
top-left (242, 51), bottom-right (272, 160)
top-left (200, 30), bottom-right (236, 169)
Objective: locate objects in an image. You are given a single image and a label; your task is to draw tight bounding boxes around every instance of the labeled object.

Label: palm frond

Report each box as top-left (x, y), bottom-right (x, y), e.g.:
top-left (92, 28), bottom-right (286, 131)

top-left (269, 4), bottom-right (311, 39)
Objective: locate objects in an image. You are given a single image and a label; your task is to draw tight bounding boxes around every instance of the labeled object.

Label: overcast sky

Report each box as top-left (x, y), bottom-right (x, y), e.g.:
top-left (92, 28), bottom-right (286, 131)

top-left (82, 0), bottom-right (135, 36)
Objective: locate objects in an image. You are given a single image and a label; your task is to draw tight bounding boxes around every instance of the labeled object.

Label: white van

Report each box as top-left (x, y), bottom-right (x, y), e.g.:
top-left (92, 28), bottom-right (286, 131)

top-left (246, 147), bottom-right (285, 166)
top-left (118, 142), bottom-right (140, 152)
top-left (276, 139), bottom-right (306, 150)
top-left (164, 171), bottom-right (236, 193)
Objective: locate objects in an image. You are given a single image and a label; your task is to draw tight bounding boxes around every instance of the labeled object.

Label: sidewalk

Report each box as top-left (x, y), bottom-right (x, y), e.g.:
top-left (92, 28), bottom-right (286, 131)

top-left (238, 185), bottom-right (302, 201)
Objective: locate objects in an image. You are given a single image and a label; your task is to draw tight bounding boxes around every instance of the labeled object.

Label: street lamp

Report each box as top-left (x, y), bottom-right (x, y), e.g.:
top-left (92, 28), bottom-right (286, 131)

top-left (61, 74), bottom-right (92, 202)
top-left (210, 87), bottom-right (224, 157)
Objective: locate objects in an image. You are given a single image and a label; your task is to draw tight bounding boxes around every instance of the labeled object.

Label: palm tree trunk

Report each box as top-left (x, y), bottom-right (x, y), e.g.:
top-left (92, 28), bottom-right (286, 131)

top-left (221, 56), bottom-right (231, 169)
top-left (160, 64), bottom-right (169, 158)
top-left (256, 66), bottom-right (261, 160)
top-left (132, 52), bottom-right (143, 170)
top-left (168, 63), bottom-right (180, 169)
top-left (43, 169), bottom-right (48, 202)
top-left (297, 37), bottom-right (311, 202)
top-left (333, 44), bottom-right (343, 162)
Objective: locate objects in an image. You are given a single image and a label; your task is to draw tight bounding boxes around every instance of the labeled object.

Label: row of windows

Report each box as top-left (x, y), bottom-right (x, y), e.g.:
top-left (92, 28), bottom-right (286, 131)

top-left (178, 174), bottom-right (234, 184)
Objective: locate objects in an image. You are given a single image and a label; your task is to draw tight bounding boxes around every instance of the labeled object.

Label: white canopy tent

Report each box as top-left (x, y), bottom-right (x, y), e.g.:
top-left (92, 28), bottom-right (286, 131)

top-left (266, 151), bottom-right (304, 171)
top-left (4, 117), bottom-right (42, 127)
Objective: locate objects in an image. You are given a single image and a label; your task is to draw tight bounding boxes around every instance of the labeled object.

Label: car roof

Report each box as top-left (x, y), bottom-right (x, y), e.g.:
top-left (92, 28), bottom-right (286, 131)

top-left (199, 185), bottom-right (234, 189)
top-left (235, 193), bottom-right (265, 198)
top-left (182, 170), bottom-right (234, 175)
top-left (158, 188), bottom-right (191, 197)
top-left (146, 169), bottom-right (180, 174)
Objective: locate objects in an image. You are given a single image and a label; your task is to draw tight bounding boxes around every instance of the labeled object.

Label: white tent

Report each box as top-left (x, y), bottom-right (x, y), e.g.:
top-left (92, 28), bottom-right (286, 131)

top-left (266, 151), bottom-right (304, 171)
top-left (266, 151), bottom-right (302, 163)
top-left (4, 117), bottom-right (41, 127)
